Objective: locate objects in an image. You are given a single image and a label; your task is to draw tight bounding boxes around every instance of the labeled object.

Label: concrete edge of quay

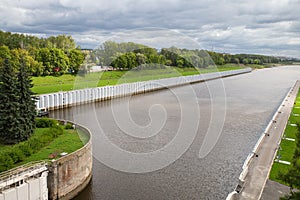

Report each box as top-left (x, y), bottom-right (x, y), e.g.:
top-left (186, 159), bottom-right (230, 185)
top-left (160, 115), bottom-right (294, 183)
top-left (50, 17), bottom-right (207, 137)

top-left (226, 80), bottom-right (300, 200)
top-left (0, 120), bottom-right (93, 200)
top-left (48, 120), bottom-right (93, 200)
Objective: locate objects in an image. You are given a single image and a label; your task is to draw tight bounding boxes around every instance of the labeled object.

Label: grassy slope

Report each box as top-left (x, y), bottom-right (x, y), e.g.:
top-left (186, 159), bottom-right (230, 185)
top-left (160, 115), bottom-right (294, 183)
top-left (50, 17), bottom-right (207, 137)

top-left (0, 127), bottom-right (87, 169)
top-left (21, 128), bottom-right (87, 163)
top-left (32, 64), bottom-right (243, 94)
top-left (269, 92), bottom-right (300, 185)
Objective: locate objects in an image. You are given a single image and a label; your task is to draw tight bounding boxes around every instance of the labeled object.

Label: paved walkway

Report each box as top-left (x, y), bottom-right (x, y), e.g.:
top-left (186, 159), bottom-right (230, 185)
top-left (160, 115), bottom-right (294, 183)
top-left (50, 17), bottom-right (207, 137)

top-left (237, 81), bottom-right (300, 200)
top-left (260, 180), bottom-right (290, 200)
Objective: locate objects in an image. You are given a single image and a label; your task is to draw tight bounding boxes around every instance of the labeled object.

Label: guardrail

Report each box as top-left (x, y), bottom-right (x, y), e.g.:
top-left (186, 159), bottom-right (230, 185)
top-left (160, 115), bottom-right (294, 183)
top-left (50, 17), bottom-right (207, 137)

top-left (0, 161), bottom-right (47, 190)
top-left (35, 68), bottom-right (252, 111)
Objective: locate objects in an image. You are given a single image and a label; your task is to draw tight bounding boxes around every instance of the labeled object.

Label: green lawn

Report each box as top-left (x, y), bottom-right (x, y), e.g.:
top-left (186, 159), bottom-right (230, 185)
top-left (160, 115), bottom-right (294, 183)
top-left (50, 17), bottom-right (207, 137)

top-left (269, 162), bottom-right (290, 185)
top-left (269, 89), bottom-right (300, 185)
top-left (32, 64), bottom-right (244, 94)
top-left (20, 128), bottom-right (87, 164)
top-left (278, 140), bottom-right (296, 161)
top-left (0, 125), bottom-right (88, 172)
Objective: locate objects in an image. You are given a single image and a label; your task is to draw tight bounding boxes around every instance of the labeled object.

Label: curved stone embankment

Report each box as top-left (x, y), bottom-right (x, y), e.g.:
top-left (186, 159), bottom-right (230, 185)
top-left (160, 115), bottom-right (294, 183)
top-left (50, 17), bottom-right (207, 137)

top-left (226, 80), bottom-right (300, 200)
top-left (36, 68), bottom-right (252, 111)
top-left (47, 121), bottom-right (92, 200)
top-left (0, 121), bottom-right (92, 200)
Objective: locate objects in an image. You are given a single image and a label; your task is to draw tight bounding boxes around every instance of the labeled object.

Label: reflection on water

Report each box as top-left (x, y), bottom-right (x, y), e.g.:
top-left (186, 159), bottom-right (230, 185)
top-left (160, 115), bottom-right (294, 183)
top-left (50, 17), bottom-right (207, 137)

top-left (50, 66), bottom-right (300, 200)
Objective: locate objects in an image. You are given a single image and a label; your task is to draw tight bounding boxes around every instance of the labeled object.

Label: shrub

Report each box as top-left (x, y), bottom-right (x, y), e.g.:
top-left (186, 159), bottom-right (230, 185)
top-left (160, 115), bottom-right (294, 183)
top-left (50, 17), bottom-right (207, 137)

top-left (0, 125), bottom-right (66, 173)
top-left (18, 143), bottom-right (32, 157)
top-left (7, 147), bottom-right (25, 163)
top-left (35, 118), bottom-right (57, 128)
top-left (65, 123), bottom-right (74, 129)
top-left (28, 138), bottom-right (43, 153)
top-left (50, 126), bottom-right (63, 138)
top-left (0, 152), bottom-right (14, 172)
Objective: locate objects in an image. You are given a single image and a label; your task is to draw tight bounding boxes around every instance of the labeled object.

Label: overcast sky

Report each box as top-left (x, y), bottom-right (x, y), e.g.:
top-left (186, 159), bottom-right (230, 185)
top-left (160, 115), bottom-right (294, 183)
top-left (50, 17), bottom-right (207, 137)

top-left (0, 0), bottom-right (299, 58)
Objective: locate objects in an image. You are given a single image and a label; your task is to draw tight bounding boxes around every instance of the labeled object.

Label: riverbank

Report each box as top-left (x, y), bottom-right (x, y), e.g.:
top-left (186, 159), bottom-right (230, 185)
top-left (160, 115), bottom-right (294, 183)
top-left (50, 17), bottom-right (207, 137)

top-left (35, 68), bottom-right (252, 111)
top-left (32, 64), bottom-right (243, 94)
top-left (269, 89), bottom-right (300, 184)
top-left (227, 80), bottom-right (300, 200)
top-left (0, 120), bottom-right (92, 200)
top-left (0, 118), bottom-right (87, 173)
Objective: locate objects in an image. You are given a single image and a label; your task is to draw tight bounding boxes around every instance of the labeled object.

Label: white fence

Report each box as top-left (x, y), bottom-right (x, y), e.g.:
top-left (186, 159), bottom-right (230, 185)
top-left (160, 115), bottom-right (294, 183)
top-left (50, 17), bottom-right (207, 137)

top-left (0, 161), bottom-right (48, 200)
top-left (36, 68), bottom-right (252, 110)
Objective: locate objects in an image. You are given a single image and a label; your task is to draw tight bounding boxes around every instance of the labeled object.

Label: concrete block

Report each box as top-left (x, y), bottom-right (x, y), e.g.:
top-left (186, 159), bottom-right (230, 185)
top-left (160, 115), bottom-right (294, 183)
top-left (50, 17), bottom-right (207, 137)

top-left (39, 173), bottom-right (48, 200)
top-left (2, 188), bottom-right (17, 200)
top-left (0, 193), bottom-right (4, 200)
top-left (16, 183), bottom-right (29, 200)
top-left (27, 179), bottom-right (40, 200)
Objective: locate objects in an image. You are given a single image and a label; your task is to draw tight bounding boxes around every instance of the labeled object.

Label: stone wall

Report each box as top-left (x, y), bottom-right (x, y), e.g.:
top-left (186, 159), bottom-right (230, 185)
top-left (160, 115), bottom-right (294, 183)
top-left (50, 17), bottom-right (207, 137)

top-left (47, 123), bottom-right (92, 200)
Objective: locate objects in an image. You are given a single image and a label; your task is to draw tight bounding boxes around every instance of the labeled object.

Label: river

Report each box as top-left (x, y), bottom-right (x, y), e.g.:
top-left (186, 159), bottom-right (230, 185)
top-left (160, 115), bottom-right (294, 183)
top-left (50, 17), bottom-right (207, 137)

top-left (50, 65), bottom-right (300, 200)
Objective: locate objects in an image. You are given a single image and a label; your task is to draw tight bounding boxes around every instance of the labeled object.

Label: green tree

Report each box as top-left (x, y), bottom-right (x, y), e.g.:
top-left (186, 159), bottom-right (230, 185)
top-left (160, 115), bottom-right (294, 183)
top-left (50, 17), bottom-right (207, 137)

top-left (0, 45), bottom-right (11, 66)
top-left (68, 49), bottom-right (85, 74)
top-left (136, 53), bottom-right (147, 65)
top-left (0, 59), bottom-right (22, 144)
top-left (17, 60), bottom-right (36, 141)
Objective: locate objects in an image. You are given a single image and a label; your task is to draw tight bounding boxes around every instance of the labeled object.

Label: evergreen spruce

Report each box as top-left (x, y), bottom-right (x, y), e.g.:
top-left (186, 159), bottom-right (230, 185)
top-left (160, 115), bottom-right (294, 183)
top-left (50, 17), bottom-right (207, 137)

top-left (0, 59), bottom-right (22, 144)
top-left (17, 59), bottom-right (36, 141)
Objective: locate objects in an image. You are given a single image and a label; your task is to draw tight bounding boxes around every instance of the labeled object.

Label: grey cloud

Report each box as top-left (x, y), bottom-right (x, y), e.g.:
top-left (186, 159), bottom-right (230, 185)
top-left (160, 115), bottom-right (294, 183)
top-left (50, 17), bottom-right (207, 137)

top-left (0, 0), bottom-right (299, 58)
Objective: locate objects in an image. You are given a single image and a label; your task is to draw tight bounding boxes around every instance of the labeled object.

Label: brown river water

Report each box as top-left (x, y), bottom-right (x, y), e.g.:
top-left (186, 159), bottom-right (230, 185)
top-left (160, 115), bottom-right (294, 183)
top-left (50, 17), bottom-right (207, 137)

top-left (50, 66), bottom-right (300, 200)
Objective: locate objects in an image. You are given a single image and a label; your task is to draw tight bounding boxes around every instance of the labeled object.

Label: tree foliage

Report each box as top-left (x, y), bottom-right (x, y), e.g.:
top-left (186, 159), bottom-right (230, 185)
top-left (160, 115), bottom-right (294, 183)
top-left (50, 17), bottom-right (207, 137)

top-left (0, 30), bottom-right (85, 76)
top-left (0, 30), bottom-right (294, 77)
top-left (0, 59), bottom-right (22, 144)
top-left (0, 59), bottom-right (36, 144)
top-left (17, 61), bottom-right (36, 141)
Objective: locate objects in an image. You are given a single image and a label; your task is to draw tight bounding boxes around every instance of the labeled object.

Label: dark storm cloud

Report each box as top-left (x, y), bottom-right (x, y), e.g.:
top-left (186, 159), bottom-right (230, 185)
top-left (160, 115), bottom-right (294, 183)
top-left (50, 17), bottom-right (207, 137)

top-left (0, 0), bottom-right (299, 57)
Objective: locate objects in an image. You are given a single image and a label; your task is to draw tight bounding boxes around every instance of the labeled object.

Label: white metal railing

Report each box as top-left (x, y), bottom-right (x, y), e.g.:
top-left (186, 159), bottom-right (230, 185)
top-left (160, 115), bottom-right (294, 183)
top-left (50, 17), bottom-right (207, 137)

top-left (0, 161), bottom-right (47, 189)
top-left (35, 68), bottom-right (252, 110)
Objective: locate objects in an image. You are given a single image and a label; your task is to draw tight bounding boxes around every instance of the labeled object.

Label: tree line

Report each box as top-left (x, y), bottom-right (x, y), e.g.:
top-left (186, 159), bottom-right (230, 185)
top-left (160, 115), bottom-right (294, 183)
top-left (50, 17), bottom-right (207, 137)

top-left (88, 41), bottom-right (286, 70)
top-left (0, 30), bottom-right (292, 77)
top-left (0, 30), bottom-right (85, 76)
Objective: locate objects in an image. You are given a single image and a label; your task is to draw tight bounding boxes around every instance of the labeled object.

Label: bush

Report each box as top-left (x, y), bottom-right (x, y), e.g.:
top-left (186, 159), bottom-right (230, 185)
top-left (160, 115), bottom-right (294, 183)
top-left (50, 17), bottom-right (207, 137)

top-left (28, 138), bottom-right (43, 153)
top-left (0, 152), bottom-right (14, 172)
top-left (7, 147), bottom-right (25, 163)
top-left (50, 126), bottom-right (63, 138)
top-left (0, 125), bottom-right (66, 172)
top-left (65, 123), bottom-right (74, 129)
top-left (18, 143), bottom-right (32, 157)
top-left (35, 118), bottom-right (57, 128)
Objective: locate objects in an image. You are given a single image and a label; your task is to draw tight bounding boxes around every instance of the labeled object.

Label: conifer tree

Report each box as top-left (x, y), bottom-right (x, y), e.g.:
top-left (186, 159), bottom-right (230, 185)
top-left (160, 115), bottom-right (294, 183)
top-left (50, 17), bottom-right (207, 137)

top-left (17, 59), bottom-right (36, 141)
top-left (0, 59), bottom-right (22, 144)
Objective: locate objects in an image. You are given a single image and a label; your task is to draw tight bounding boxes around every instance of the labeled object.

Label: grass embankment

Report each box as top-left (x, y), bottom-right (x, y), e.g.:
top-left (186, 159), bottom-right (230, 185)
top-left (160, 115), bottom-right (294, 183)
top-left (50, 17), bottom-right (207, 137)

top-left (31, 64), bottom-right (243, 95)
top-left (0, 118), bottom-right (88, 173)
top-left (269, 91), bottom-right (300, 185)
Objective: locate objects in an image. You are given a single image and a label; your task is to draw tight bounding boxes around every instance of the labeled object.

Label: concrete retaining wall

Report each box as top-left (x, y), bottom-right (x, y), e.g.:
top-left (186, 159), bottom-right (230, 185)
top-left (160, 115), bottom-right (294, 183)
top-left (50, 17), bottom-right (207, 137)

top-left (0, 162), bottom-right (48, 200)
top-left (47, 122), bottom-right (92, 200)
top-left (36, 68), bottom-right (252, 110)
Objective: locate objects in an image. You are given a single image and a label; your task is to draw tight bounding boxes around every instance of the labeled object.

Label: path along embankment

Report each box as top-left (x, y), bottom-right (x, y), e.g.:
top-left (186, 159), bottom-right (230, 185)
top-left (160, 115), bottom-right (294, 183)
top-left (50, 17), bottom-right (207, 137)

top-left (226, 80), bottom-right (300, 200)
